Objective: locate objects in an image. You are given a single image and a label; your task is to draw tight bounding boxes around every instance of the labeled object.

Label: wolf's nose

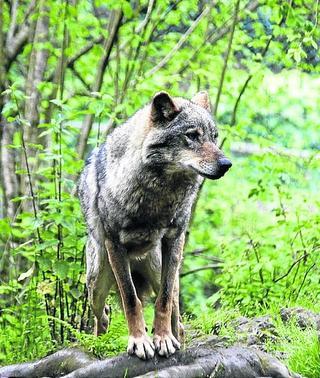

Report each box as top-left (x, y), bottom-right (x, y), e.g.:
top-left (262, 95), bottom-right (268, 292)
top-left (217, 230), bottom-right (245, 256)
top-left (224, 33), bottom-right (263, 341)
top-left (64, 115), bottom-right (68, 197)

top-left (218, 158), bottom-right (232, 173)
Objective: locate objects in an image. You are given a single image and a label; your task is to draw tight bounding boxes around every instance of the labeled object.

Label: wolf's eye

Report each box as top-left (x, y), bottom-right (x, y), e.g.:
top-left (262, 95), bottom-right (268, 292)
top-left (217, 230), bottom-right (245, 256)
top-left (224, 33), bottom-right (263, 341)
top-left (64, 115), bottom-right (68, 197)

top-left (185, 130), bottom-right (201, 142)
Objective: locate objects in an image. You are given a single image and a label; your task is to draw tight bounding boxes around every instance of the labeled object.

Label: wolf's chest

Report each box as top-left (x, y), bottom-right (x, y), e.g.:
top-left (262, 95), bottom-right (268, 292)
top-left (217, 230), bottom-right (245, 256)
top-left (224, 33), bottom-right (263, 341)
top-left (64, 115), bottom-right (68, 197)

top-left (124, 181), bottom-right (189, 224)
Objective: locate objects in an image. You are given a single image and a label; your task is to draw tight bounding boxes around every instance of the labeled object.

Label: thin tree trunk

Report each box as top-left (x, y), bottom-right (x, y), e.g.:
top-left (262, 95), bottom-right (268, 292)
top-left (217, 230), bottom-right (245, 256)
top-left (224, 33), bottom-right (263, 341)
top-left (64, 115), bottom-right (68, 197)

top-left (0, 117), bottom-right (20, 220)
top-left (77, 9), bottom-right (123, 160)
top-left (24, 0), bottom-right (49, 139)
top-left (0, 1), bottom-right (19, 219)
top-left (18, 0), bottom-right (49, 212)
top-left (0, 0), bottom-right (6, 198)
top-left (0, 0), bottom-right (36, 219)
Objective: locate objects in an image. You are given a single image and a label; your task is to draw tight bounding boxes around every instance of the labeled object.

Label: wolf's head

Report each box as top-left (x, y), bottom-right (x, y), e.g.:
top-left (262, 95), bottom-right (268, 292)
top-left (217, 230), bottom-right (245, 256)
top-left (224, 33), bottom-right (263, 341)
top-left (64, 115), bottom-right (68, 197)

top-left (142, 91), bottom-right (232, 180)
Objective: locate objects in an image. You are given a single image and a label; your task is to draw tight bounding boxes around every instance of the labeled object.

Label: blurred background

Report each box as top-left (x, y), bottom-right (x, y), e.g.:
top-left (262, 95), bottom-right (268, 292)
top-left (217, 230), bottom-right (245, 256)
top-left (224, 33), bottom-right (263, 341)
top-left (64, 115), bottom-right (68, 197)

top-left (0, 0), bottom-right (319, 372)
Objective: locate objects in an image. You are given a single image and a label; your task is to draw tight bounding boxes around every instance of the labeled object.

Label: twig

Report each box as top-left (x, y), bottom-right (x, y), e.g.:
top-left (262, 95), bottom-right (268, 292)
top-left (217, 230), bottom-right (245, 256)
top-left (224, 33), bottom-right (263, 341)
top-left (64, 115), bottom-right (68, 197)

top-left (6, 0), bottom-right (18, 46)
top-left (230, 36), bottom-right (273, 126)
top-left (47, 37), bottom-right (104, 83)
top-left (178, 1), bottom-right (261, 75)
top-left (180, 264), bottom-right (222, 278)
top-left (5, 0), bottom-right (36, 66)
top-left (54, 0), bottom-right (69, 344)
top-left (136, 0), bottom-right (155, 33)
top-left (11, 92), bottom-right (52, 325)
top-left (77, 9), bottom-right (123, 160)
top-left (247, 234), bottom-right (264, 284)
top-left (119, 0), bottom-right (156, 102)
top-left (213, 0), bottom-right (240, 116)
top-left (145, 6), bottom-right (210, 77)
top-left (294, 263), bottom-right (316, 301)
top-left (274, 253), bottom-right (309, 283)
top-left (230, 75), bottom-right (252, 126)
top-left (127, 1), bottom-right (184, 93)
top-left (12, 97), bottom-right (41, 244)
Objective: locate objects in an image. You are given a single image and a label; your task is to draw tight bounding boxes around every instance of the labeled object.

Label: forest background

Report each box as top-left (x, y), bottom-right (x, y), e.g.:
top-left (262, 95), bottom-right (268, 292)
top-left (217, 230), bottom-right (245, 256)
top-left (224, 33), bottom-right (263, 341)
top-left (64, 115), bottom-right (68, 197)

top-left (0, 0), bottom-right (319, 376)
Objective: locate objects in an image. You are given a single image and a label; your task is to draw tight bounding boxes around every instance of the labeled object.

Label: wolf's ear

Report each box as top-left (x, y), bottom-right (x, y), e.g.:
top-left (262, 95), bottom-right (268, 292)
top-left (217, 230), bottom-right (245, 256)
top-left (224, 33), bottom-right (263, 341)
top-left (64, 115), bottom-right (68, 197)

top-left (192, 91), bottom-right (211, 111)
top-left (151, 91), bottom-right (180, 122)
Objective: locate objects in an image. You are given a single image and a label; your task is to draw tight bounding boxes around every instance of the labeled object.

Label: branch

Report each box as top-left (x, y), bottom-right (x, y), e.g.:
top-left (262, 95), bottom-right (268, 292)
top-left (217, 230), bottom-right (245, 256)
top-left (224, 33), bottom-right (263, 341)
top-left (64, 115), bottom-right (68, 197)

top-left (180, 264), bottom-right (222, 278)
top-left (274, 253), bottom-right (309, 283)
top-left (5, 0), bottom-right (36, 66)
top-left (77, 9), bottom-right (123, 160)
top-left (127, 1), bottom-right (184, 93)
top-left (136, 0), bottom-right (155, 34)
top-left (24, 0), bottom-right (49, 130)
top-left (6, 0), bottom-right (18, 45)
top-left (47, 36), bottom-right (104, 83)
top-left (230, 141), bottom-right (320, 161)
top-left (145, 6), bottom-right (210, 77)
top-left (6, 22), bottom-right (30, 60)
top-left (213, 0), bottom-right (240, 116)
top-left (118, 0), bottom-right (156, 105)
top-left (178, 0), bottom-right (261, 75)
top-left (230, 75), bottom-right (252, 126)
top-left (69, 65), bottom-right (91, 92)
top-left (68, 36), bottom-right (104, 67)
top-left (294, 263), bottom-right (316, 301)
top-left (230, 34), bottom-right (273, 126)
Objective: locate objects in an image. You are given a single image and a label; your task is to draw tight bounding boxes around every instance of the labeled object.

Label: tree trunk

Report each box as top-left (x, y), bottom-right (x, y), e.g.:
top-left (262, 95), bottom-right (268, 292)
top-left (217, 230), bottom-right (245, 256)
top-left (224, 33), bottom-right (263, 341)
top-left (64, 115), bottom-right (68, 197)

top-left (0, 116), bottom-right (20, 220)
top-left (24, 0), bottom-right (49, 140)
top-left (0, 0), bottom-right (34, 219)
top-left (19, 0), bottom-right (49, 212)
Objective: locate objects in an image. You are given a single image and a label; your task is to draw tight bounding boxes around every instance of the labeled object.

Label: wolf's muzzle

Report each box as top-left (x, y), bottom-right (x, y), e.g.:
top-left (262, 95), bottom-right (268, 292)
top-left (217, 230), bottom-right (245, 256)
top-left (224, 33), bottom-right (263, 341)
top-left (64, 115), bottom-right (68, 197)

top-left (198, 157), bottom-right (232, 180)
top-left (217, 158), bottom-right (232, 175)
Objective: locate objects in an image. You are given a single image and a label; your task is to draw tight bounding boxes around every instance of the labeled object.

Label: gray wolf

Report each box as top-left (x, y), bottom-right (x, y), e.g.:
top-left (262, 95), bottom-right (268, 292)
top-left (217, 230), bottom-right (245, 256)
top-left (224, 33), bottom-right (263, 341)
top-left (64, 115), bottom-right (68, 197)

top-left (78, 91), bottom-right (232, 360)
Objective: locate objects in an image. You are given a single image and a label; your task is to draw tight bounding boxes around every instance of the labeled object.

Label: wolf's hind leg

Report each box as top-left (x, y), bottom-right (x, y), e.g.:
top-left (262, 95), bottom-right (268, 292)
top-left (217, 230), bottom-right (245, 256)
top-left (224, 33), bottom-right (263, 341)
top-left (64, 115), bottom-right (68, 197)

top-left (86, 237), bottom-right (113, 336)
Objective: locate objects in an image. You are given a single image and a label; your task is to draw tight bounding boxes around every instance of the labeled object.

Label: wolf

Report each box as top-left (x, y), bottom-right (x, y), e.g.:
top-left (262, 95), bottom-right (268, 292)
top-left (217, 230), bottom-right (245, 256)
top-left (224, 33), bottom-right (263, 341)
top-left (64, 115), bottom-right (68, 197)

top-left (78, 91), bottom-right (232, 360)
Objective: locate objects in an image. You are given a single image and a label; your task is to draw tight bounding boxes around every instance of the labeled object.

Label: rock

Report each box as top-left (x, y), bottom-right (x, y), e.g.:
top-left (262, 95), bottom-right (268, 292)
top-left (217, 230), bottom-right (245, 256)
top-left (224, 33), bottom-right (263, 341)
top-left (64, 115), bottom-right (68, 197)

top-left (232, 315), bottom-right (278, 350)
top-left (0, 341), bottom-right (298, 378)
top-left (280, 308), bottom-right (320, 331)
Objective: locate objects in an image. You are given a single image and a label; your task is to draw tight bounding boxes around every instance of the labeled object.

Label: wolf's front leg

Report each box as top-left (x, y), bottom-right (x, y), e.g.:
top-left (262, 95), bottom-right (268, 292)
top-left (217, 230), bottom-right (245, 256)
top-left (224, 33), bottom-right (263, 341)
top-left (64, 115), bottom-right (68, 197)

top-left (154, 233), bottom-right (184, 357)
top-left (105, 239), bottom-right (155, 360)
top-left (171, 272), bottom-right (185, 341)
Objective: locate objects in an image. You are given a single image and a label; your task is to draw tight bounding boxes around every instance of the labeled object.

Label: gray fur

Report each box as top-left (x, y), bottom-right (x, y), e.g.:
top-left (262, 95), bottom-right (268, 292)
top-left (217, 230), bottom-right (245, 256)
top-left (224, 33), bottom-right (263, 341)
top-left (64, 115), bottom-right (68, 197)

top-left (78, 91), bottom-right (231, 359)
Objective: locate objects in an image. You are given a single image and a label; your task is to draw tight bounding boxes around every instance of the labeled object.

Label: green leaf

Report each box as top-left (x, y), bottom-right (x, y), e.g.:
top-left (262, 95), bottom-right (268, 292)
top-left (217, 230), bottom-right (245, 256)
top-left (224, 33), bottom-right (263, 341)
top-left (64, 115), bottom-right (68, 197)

top-left (53, 260), bottom-right (69, 280)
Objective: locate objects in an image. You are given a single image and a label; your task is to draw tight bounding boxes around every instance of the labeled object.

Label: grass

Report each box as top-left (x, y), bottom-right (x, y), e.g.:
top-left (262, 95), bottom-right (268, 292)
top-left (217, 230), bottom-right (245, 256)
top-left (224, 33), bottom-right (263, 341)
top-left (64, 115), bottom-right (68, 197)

top-left (268, 320), bottom-right (320, 378)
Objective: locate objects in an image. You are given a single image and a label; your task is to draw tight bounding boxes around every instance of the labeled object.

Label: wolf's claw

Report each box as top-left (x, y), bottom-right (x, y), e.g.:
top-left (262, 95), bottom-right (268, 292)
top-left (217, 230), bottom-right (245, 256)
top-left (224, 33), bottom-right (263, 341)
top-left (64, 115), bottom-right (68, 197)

top-left (127, 334), bottom-right (155, 360)
top-left (154, 333), bottom-right (180, 357)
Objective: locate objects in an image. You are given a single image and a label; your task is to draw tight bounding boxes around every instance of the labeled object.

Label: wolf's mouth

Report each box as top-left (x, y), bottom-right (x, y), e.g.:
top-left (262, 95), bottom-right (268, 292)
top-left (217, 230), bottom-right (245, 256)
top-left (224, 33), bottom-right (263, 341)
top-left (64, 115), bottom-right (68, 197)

top-left (196, 170), bottom-right (227, 180)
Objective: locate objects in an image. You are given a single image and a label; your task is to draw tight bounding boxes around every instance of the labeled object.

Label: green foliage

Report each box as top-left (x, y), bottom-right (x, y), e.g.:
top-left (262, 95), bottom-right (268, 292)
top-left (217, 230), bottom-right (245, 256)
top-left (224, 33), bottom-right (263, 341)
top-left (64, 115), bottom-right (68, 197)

top-left (0, 1), bottom-right (319, 376)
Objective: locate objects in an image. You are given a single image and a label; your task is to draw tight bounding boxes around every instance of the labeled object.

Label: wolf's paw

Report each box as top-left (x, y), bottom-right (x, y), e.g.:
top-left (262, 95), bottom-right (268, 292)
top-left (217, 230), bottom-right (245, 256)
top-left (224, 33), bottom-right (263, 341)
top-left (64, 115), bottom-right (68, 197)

top-left (127, 334), bottom-right (155, 360)
top-left (154, 332), bottom-right (181, 357)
